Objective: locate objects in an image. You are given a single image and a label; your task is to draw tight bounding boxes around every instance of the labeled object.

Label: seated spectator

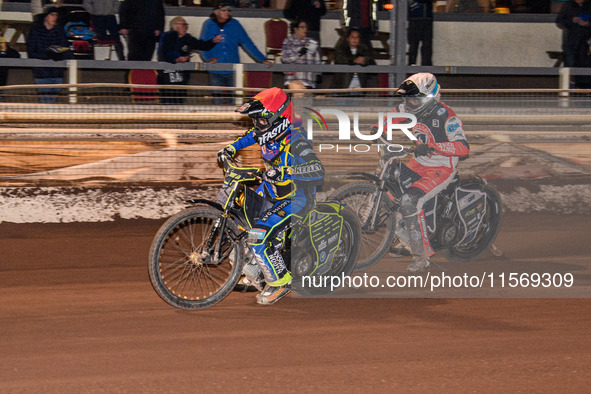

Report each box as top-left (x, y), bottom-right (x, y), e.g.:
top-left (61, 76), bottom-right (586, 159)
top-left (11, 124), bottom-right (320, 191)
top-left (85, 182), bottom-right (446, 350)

top-left (83, 0), bottom-right (125, 60)
top-left (284, 0), bottom-right (326, 44)
top-left (331, 27), bottom-right (376, 90)
top-left (158, 16), bottom-right (222, 104)
top-left (27, 7), bottom-right (74, 104)
top-left (281, 19), bottom-right (321, 89)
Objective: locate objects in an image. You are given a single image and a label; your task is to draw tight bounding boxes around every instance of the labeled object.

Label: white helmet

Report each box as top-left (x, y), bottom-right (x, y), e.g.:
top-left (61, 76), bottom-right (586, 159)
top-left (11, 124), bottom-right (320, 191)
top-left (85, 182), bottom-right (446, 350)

top-left (397, 73), bottom-right (441, 113)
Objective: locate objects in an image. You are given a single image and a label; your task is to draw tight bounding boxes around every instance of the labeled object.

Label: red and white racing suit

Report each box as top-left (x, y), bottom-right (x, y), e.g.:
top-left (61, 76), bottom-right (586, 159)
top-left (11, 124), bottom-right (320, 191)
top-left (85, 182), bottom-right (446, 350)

top-left (379, 100), bottom-right (470, 257)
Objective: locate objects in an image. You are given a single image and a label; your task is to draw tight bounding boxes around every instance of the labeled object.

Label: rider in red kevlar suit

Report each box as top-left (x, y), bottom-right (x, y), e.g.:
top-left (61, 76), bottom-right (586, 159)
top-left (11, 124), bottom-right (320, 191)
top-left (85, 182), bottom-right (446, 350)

top-left (378, 73), bottom-right (470, 272)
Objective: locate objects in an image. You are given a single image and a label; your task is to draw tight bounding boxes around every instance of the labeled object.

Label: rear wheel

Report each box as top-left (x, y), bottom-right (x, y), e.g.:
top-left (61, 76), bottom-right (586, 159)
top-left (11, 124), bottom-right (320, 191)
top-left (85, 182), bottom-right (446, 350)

top-left (148, 206), bottom-right (244, 310)
top-left (441, 185), bottom-right (502, 262)
top-left (294, 207), bottom-right (361, 295)
top-left (330, 182), bottom-right (396, 271)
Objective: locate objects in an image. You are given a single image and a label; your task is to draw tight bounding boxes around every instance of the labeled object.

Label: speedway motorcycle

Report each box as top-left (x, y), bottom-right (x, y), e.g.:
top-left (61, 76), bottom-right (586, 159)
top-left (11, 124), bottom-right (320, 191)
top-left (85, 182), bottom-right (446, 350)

top-left (148, 158), bottom-right (361, 310)
top-left (330, 147), bottom-right (502, 271)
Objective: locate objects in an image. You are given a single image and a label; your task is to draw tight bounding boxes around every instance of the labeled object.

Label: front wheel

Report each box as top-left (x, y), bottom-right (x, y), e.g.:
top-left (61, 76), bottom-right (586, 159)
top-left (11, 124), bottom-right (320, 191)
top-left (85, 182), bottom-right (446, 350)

top-left (148, 206), bottom-right (244, 310)
top-left (330, 182), bottom-right (396, 271)
top-left (441, 185), bottom-right (502, 263)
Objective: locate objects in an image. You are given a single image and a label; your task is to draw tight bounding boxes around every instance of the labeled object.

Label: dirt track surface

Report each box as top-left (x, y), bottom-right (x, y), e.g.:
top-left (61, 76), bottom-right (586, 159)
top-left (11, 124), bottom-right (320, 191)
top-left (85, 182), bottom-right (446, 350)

top-left (1, 213), bottom-right (590, 392)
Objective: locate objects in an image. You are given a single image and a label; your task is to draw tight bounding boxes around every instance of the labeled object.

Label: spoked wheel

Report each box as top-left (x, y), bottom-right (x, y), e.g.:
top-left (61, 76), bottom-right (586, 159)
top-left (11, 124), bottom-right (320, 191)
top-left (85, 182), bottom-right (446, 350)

top-left (442, 185), bottom-right (503, 263)
top-left (330, 182), bottom-right (396, 271)
top-left (148, 206), bottom-right (244, 310)
top-left (293, 207), bottom-right (361, 296)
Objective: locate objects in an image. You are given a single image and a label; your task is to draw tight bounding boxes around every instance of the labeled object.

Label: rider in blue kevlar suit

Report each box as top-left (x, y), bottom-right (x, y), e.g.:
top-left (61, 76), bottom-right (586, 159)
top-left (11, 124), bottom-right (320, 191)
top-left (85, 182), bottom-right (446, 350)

top-left (217, 87), bottom-right (324, 305)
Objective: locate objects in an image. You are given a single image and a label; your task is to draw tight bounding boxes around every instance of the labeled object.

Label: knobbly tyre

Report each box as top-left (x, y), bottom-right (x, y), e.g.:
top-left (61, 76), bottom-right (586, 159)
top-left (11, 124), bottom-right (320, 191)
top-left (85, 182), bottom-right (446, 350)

top-left (330, 146), bottom-right (502, 271)
top-left (148, 157), bottom-right (361, 310)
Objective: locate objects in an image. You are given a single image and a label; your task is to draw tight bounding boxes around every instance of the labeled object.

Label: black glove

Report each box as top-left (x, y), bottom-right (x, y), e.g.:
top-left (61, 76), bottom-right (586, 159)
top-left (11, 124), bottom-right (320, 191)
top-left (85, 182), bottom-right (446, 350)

top-left (217, 145), bottom-right (236, 162)
top-left (264, 168), bottom-right (283, 184)
top-left (414, 144), bottom-right (435, 157)
top-left (47, 45), bottom-right (66, 61)
top-left (298, 46), bottom-right (308, 56)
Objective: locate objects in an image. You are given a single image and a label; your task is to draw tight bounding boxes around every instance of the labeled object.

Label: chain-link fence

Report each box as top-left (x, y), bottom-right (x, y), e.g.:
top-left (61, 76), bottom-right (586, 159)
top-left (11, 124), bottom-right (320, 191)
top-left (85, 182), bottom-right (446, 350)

top-left (2, 84), bottom-right (591, 186)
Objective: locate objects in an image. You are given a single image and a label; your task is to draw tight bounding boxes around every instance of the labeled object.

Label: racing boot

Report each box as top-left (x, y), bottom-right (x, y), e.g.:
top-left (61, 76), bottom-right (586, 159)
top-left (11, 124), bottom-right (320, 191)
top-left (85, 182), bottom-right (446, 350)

top-left (389, 246), bottom-right (411, 258)
top-left (407, 256), bottom-right (430, 273)
top-left (391, 213), bottom-right (412, 258)
top-left (256, 278), bottom-right (292, 305)
top-left (251, 244), bottom-right (292, 305)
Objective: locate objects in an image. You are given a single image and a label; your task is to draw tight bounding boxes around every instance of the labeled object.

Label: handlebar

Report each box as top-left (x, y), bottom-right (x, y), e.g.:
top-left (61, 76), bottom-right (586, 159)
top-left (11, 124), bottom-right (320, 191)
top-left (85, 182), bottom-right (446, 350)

top-left (382, 145), bottom-right (414, 161)
top-left (221, 156), bottom-right (263, 183)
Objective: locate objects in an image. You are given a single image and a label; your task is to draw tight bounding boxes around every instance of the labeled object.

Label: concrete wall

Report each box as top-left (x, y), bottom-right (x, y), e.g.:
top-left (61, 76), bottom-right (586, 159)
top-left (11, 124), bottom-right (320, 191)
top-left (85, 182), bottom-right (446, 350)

top-left (433, 21), bottom-right (562, 67)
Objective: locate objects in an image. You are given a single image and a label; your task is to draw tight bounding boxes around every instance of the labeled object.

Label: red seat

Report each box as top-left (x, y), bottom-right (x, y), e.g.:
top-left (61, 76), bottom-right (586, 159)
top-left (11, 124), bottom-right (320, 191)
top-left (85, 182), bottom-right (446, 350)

top-left (264, 18), bottom-right (288, 63)
top-left (128, 69), bottom-right (159, 103)
top-left (244, 71), bottom-right (272, 96)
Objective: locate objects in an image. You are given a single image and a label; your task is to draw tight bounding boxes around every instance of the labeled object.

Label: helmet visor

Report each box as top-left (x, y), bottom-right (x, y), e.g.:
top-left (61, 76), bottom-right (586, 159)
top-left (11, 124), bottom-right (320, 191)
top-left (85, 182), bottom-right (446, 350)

top-left (403, 97), bottom-right (423, 111)
top-left (253, 117), bottom-right (270, 131)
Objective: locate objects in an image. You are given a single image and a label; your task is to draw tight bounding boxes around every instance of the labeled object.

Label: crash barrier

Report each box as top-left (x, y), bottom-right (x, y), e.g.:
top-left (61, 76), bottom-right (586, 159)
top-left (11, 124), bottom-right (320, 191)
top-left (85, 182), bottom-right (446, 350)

top-left (1, 57), bottom-right (590, 93)
top-left (2, 84), bottom-right (591, 127)
top-left (1, 86), bottom-right (591, 186)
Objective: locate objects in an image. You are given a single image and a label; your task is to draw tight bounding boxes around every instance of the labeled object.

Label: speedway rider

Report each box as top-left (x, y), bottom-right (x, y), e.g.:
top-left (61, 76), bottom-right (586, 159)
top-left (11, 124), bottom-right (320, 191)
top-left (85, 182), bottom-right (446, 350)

top-left (217, 87), bottom-right (325, 305)
top-left (378, 73), bottom-right (470, 273)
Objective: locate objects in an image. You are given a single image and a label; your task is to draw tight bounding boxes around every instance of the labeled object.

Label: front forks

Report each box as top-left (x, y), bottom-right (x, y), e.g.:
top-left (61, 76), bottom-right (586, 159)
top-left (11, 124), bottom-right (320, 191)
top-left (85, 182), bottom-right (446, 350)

top-left (198, 214), bottom-right (230, 265)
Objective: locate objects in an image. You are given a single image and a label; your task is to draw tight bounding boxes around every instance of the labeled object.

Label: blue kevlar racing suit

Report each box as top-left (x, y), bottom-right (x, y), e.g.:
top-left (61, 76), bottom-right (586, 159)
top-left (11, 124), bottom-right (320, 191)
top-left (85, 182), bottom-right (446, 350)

top-left (228, 123), bottom-right (324, 286)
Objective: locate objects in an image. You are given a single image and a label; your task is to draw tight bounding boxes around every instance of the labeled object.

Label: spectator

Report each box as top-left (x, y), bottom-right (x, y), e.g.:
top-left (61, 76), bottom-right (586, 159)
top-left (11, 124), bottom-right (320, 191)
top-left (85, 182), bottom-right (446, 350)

top-left (27, 7), bottom-right (74, 104)
top-left (31, 0), bottom-right (57, 25)
top-left (281, 20), bottom-right (321, 89)
top-left (118, 0), bottom-right (165, 61)
top-left (0, 36), bottom-right (21, 101)
top-left (199, 1), bottom-right (272, 105)
top-left (331, 27), bottom-right (375, 90)
top-left (408, 0), bottom-right (433, 66)
top-left (284, 0), bottom-right (327, 43)
top-left (342, 0), bottom-right (379, 48)
top-left (158, 16), bottom-right (222, 104)
top-left (556, 0), bottom-right (591, 70)
top-left (83, 0), bottom-right (125, 60)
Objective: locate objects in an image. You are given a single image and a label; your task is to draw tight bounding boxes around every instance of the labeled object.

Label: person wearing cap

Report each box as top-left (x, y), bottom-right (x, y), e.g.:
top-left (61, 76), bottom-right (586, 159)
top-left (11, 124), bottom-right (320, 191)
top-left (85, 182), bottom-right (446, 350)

top-left (26, 7), bottom-right (74, 103)
top-left (118, 0), bottom-right (164, 61)
top-left (158, 16), bottom-right (223, 104)
top-left (199, 1), bottom-right (273, 105)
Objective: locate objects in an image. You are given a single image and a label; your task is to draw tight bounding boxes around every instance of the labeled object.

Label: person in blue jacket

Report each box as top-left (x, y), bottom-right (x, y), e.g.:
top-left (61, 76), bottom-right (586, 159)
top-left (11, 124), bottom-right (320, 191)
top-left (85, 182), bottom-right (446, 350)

top-left (217, 87), bottom-right (325, 305)
top-left (199, 1), bottom-right (272, 105)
